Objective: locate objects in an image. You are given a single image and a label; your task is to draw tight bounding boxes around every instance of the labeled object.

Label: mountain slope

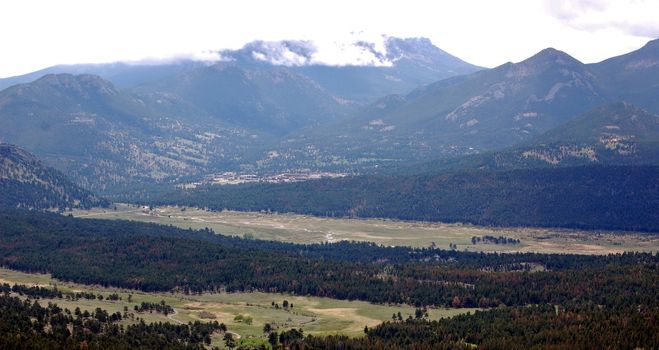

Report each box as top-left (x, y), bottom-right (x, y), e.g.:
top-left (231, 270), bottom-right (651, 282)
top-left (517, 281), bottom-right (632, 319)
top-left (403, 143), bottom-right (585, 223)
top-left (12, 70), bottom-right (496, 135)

top-left (0, 73), bottom-right (149, 155)
top-left (0, 143), bottom-right (107, 209)
top-left (590, 38), bottom-right (659, 111)
top-left (0, 74), bottom-right (268, 191)
top-left (134, 63), bottom-right (352, 135)
top-left (413, 102), bottom-right (659, 173)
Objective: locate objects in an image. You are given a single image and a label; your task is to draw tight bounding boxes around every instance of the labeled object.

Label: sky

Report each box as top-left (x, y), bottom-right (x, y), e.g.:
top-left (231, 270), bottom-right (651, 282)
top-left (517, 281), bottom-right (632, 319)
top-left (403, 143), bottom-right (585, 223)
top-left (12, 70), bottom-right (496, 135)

top-left (1, 0), bottom-right (658, 78)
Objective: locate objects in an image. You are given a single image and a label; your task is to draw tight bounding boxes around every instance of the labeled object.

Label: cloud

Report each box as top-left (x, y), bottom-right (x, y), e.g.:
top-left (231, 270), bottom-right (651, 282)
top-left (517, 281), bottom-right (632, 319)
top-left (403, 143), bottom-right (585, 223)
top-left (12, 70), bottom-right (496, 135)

top-left (545, 0), bottom-right (659, 38)
top-left (119, 51), bottom-right (232, 66)
top-left (225, 33), bottom-right (400, 67)
top-left (544, 0), bottom-right (608, 21)
top-left (243, 40), bottom-right (316, 66)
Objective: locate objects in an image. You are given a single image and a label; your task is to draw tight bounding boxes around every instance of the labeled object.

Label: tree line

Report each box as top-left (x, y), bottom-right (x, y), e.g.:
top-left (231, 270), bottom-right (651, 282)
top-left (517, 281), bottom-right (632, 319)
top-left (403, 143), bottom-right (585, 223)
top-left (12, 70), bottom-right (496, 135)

top-left (0, 286), bottom-right (225, 350)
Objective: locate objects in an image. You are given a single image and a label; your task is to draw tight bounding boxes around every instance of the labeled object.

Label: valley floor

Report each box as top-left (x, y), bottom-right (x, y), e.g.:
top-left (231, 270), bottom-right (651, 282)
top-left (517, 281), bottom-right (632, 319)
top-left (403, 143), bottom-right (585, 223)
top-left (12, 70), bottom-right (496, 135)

top-left (73, 204), bottom-right (659, 254)
top-left (0, 267), bottom-right (476, 348)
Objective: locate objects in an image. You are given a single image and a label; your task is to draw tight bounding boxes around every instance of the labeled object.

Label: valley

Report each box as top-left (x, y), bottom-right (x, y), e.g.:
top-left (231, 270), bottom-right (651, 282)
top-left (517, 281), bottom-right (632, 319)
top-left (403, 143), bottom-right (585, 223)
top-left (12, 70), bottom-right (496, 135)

top-left (0, 267), bottom-right (475, 346)
top-left (72, 204), bottom-right (659, 254)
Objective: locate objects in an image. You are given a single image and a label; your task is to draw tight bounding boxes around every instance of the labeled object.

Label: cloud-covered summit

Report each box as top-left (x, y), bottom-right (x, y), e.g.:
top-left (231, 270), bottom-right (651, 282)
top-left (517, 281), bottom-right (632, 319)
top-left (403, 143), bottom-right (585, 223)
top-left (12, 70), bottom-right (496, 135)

top-left (219, 35), bottom-right (460, 68)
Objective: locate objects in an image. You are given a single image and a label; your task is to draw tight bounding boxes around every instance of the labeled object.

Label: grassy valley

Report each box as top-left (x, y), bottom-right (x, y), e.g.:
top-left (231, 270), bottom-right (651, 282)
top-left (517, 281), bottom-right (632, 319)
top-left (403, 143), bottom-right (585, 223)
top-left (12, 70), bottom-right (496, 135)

top-left (73, 204), bottom-right (659, 254)
top-left (0, 267), bottom-right (472, 343)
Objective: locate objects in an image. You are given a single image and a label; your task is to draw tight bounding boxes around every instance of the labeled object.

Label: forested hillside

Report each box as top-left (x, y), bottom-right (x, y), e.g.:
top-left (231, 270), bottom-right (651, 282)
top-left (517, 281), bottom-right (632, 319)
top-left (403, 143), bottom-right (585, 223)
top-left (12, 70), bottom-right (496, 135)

top-left (297, 304), bottom-right (659, 349)
top-left (148, 165), bottom-right (659, 232)
top-left (0, 289), bottom-right (224, 350)
top-left (0, 144), bottom-right (107, 209)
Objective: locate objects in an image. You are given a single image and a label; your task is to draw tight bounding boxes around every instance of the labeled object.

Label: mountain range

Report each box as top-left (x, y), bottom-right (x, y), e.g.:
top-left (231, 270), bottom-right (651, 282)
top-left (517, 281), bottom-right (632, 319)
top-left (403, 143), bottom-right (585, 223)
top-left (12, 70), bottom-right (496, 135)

top-left (0, 37), bottom-right (483, 190)
top-left (0, 37), bottom-right (658, 193)
top-left (261, 39), bottom-right (659, 172)
top-left (0, 37), bottom-right (482, 102)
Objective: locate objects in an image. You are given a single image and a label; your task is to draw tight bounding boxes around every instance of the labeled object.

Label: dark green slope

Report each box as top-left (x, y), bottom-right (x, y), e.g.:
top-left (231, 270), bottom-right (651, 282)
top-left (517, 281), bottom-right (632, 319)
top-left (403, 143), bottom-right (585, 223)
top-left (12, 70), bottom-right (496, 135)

top-left (0, 143), bottom-right (107, 209)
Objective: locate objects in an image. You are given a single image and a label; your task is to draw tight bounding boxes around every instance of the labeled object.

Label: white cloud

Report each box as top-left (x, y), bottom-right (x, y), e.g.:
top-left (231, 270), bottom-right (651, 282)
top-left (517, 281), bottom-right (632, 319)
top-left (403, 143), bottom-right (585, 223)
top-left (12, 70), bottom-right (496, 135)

top-left (307, 34), bottom-right (394, 67)
top-left (545, 0), bottom-right (659, 37)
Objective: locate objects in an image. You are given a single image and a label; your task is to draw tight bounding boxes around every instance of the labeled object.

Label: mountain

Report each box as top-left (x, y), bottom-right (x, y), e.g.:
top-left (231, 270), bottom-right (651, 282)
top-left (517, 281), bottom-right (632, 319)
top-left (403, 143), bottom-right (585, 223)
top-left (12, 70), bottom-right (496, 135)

top-left (413, 102), bottom-right (659, 173)
top-left (259, 39), bottom-right (659, 173)
top-left (257, 47), bottom-right (610, 172)
top-left (0, 74), bottom-right (267, 191)
top-left (0, 143), bottom-right (107, 209)
top-left (0, 73), bottom-right (149, 154)
top-left (589, 38), bottom-right (659, 111)
top-left (133, 63), bottom-right (353, 135)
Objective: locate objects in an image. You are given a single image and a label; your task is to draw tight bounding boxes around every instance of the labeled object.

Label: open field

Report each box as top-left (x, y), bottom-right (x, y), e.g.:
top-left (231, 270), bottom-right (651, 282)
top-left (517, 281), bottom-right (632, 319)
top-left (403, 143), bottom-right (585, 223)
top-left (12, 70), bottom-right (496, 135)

top-left (73, 204), bottom-right (659, 254)
top-left (0, 267), bottom-right (475, 347)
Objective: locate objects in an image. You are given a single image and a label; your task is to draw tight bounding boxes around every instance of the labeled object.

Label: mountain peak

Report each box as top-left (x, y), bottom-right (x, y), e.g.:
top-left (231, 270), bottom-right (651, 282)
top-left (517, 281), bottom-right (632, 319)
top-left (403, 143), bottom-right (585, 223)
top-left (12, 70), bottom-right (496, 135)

top-left (643, 37), bottom-right (659, 49)
top-left (385, 37), bottom-right (453, 62)
top-left (502, 47), bottom-right (584, 78)
top-left (524, 47), bottom-right (582, 66)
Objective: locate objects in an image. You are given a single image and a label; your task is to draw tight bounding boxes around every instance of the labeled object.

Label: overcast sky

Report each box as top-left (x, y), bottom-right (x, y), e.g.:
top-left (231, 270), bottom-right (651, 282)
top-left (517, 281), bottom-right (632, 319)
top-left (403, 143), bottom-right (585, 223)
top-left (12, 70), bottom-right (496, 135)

top-left (1, 0), bottom-right (658, 78)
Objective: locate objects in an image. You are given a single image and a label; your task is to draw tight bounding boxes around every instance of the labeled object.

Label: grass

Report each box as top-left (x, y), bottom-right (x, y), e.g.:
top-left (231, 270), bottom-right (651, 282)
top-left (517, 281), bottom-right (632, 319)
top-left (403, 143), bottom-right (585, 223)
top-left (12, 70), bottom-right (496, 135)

top-left (72, 204), bottom-right (659, 255)
top-left (0, 267), bottom-right (477, 346)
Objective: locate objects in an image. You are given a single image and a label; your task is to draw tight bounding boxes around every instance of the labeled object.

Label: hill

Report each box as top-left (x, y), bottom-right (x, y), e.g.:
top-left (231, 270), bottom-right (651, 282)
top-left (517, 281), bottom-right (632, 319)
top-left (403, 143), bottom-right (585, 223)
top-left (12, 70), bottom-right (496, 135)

top-left (0, 143), bottom-right (107, 209)
top-left (1, 40), bottom-right (657, 185)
